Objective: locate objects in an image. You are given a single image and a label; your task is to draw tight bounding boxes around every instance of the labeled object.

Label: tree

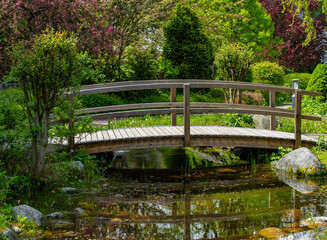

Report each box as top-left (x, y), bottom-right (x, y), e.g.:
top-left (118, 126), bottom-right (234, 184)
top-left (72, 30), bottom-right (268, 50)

top-left (191, 0), bottom-right (279, 60)
top-left (0, 0), bottom-right (120, 80)
top-left (279, 0), bottom-right (327, 45)
top-left (260, 0), bottom-right (326, 71)
top-left (9, 30), bottom-right (81, 177)
top-left (215, 43), bottom-right (254, 103)
top-left (162, 3), bottom-right (214, 79)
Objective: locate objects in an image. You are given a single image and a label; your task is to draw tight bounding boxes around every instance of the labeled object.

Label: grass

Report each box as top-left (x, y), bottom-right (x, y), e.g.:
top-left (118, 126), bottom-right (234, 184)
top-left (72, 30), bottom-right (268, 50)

top-left (105, 113), bottom-right (255, 129)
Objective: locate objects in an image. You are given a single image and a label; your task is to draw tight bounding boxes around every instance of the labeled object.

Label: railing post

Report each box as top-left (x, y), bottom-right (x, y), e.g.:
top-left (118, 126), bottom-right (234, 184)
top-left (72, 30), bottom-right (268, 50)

top-left (270, 90), bottom-right (276, 130)
top-left (295, 90), bottom-right (302, 149)
top-left (292, 79), bottom-right (300, 109)
top-left (171, 88), bottom-right (177, 126)
top-left (184, 84), bottom-right (191, 147)
top-left (68, 95), bottom-right (75, 151)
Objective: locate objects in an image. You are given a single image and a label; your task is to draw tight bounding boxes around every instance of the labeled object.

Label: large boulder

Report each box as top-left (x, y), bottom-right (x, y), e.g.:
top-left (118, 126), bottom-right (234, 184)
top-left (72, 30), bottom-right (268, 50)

top-left (69, 161), bottom-right (84, 172)
top-left (275, 147), bottom-right (326, 175)
top-left (0, 228), bottom-right (20, 240)
top-left (12, 205), bottom-right (46, 227)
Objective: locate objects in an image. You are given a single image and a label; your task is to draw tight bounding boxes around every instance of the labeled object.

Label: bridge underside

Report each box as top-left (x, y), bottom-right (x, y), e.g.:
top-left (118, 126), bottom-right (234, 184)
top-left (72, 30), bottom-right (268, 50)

top-left (67, 126), bottom-right (317, 154)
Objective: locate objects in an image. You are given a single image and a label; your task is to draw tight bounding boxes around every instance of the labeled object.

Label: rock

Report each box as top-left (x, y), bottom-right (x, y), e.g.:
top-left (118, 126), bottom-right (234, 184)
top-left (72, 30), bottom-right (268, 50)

top-left (46, 212), bottom-right (63, 220)
top-left (12, 205), bottom-right (46, 227)
top-left (114, 194), bottom-right (124, 198)
top-left (275, 147), bottom-right (326, 175)
top-left (301, 216), bottom-right (327, 227)
top-left (110, 218), bottom-right (122, 222)
top-left (69, 161), bottom-right (84, 172)
top-left (253, 115), bottom-right (270, 129)
top-left (52, 221), bottom-right (74, 230)
top-left (61, 187), bottom-right (79, 193)
top-left (72, 208), bottom-right (84, 214)
top-left (11, 226), bottom-right (22, 234)
top-left (259, 227), bottom-right (286, 238)
top-left (0, 228), bottom-right (20, 240)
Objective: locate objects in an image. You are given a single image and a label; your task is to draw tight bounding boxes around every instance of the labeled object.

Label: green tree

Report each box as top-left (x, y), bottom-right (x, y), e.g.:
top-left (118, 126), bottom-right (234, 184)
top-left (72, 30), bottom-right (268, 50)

top-left (306, 64), bottom-right (327, 101)
top-left (215, 43), bottom-right (254, 103)
top-left (9, 30), bottom-right (81, 177)
top-left (162, 3), bottom-right (214, 79)
top-left (192, 0), bottom-right (279, 60)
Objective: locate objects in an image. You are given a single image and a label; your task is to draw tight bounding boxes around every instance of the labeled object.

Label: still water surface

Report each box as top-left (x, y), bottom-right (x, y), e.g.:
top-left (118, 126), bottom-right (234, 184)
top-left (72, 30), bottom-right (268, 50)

top-left (40, 148), bottom-right (327, 239)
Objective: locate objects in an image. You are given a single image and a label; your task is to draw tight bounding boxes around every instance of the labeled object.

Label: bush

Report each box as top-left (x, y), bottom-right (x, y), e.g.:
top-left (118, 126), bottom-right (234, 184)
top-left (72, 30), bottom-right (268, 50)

top-left (283, 73), bottom-right (311, 89)
top-left (79, 93), bottom-right (125, 108)
top-left (306, 64), bottom-right (327, 101)
top-left (251, 61), bottom-right (284, 104)
top-left (0, 88), bottom-right (26, 130)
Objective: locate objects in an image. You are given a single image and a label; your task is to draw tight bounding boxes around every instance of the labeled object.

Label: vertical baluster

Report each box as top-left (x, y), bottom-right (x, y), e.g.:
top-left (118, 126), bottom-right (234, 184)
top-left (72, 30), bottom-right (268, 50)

top-left (270, 90), bottom-right (276, 130)
top-left (295, 90), bottom-right (302, 149)
top-left (171, 88), bottom-right (177, 126)
top-left (184, 84), bottom-right (190, 147)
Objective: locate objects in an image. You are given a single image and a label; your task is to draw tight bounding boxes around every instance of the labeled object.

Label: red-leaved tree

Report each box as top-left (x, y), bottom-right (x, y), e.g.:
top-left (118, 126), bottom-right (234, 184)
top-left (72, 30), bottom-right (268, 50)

top-left (260, 0), bottom-right (326, 72)
top-left (0, 0), bottom-right (122, 79)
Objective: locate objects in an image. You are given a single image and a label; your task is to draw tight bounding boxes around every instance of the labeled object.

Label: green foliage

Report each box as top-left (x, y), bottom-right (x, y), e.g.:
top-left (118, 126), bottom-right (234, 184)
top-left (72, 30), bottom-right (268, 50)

top-left (220, 114), bottom-right (254, 128)
top-left (15, 215), bottom-right (39, 237)
top-left (306, 64), bottom-right (327, 101)
top-left (194, 0), bottom-right (279, 60)
top-left (46, 149), bottom-right (99, 185)
top-left (0, 171), bottom-right (10, 207)
top-left (251, 61), bottom-right (284, 104)
top-left (270, 146), bottom-right (292, 162)
top-left (283, 73), bottom-right (311, 89)
top-left (156, 58), bottom-right (180, 79)
top-left (121, 46), bottom-right (159, 81)
top-left (215, 42), bottom-right (254, 103)
top-left (106, 113), bottom-right (254, 129)
top-left (79, 93), bottom-right (125, 108)
top-left (302, 99), bottom-right (327, 115)
top-left (162, 3), bottom-right (214, 79)
top-left (78, 52), bottom-right (105, 85)
top-left (0, 88), bottom-right (26, 130)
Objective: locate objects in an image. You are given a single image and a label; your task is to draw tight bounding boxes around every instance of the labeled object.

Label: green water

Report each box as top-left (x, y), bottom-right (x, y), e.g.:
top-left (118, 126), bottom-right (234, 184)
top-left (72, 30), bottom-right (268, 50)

top-left (28, 148), bottom-right (327, 239)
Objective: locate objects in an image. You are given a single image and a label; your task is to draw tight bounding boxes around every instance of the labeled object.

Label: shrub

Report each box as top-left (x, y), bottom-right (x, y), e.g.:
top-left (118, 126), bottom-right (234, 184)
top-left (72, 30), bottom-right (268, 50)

top-left (0, 88), bottom-right (26, 130)
top-left (306, 64), bottom-right (327, 101)
top-left (251, 61), bottom-right (284, 104)
top-left (162, 3), bottom-right (214, 79)
top-left (79, 93), bottom-right (125, 108)
top-left (283, 73), bottom-right (311, 89)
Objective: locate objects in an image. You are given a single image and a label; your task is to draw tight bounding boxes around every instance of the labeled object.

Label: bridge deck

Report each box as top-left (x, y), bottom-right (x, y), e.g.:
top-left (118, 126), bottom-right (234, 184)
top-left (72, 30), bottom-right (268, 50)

top-left (58, 126), bottom-right (317, 154)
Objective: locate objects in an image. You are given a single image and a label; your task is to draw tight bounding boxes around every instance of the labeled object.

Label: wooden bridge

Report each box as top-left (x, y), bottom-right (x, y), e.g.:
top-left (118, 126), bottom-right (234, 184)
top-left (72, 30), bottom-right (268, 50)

top-left (54, 80), bottom-right (322, 154)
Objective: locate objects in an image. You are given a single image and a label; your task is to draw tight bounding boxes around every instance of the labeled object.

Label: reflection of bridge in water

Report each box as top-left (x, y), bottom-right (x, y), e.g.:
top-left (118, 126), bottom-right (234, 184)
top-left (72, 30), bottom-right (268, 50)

top-left (75, 164), bottom-right (326, 239)
top-left (54, 80), bottom-right (322, 153)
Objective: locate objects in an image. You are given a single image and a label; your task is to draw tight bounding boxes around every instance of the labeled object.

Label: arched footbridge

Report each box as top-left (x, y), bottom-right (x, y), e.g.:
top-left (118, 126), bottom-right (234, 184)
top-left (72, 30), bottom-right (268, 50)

top-left (51, 80), bottom-right (322, 154)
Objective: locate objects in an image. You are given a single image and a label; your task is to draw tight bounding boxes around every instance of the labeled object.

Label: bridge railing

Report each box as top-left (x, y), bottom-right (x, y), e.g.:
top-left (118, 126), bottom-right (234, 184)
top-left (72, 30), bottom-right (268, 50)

top-left (60, 79), bottom-right (322, 149)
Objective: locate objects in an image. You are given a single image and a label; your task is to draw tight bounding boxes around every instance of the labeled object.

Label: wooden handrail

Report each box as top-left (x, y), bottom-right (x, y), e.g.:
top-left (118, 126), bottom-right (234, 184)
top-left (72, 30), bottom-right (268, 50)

top-left (62, 80), bottom-right (323, 149)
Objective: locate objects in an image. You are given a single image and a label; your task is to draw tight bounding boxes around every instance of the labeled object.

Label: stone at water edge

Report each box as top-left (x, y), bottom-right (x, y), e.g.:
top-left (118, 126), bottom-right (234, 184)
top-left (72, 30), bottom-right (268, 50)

top-left (275, 147), bottom-right (326, 175)
top-left (61, 187), bottom-right (79, 193)
top-left (46, 212), bottom-right (64, 220)
top-left (12, 204), bottom-right (46, 227)
top-left (69, 161), bottom-right (84, 172)
top-left (72, 208), bottom-right (84, 214)
top-left (0, 228), bottom-right (20, 240)
top-left (258, 227), bottom-right (286, 238)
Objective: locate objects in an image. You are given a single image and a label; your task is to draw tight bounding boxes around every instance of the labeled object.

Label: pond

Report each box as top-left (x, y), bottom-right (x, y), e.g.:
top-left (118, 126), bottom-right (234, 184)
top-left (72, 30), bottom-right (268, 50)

top-left (30, 148), bottom-right (327, 239)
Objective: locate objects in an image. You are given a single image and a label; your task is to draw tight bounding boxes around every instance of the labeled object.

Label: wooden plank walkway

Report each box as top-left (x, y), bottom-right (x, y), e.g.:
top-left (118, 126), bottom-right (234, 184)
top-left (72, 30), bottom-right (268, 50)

top-left (53, 126), bottom-right (317, 154)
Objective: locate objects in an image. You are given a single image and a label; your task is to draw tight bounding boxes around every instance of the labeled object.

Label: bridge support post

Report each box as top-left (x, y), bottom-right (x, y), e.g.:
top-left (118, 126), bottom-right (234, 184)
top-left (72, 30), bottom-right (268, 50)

top-left (295, 90), bottom-right (302, 149)
top-left (171, 88), bottom-right (177, 126)
top-left (184, 84), bottom-right (191, 147)
top-left (270, 90), bottom-right (276, 130)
